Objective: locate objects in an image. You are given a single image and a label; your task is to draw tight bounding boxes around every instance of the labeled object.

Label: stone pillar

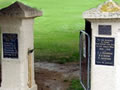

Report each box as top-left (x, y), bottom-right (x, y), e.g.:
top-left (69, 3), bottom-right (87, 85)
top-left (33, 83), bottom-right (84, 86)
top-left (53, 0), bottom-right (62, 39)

top-left (0, 1), bottom-right (42, 90)
top-left (83, 0), bottom-right (120, 90)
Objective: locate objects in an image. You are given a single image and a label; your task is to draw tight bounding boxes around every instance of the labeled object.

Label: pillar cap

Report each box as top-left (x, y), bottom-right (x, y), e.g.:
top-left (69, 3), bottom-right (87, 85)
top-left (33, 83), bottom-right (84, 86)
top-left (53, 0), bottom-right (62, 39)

top-left (0, 1), bottom-right (42, 18)
top-left (83, 0), bottom-right (120, 19)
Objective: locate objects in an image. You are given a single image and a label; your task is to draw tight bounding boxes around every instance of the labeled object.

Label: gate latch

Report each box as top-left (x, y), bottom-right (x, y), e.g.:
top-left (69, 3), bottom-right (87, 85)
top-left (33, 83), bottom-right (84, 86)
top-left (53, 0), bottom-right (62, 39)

top-left (28, 49), bottom-right (34, 54)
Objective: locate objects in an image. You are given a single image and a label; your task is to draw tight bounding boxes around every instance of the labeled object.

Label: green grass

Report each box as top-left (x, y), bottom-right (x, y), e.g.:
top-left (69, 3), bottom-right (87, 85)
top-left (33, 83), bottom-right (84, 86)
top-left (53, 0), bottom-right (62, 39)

top-left (0, 0), bottom-right (120, 62)
top-left (67, 79), bottom-right (84, 90)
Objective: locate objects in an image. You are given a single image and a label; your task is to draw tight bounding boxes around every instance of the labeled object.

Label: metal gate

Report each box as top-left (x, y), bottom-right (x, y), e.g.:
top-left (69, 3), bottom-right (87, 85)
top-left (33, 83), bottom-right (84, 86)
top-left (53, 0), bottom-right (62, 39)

top-left (79, 30), bottom-right (91, 90)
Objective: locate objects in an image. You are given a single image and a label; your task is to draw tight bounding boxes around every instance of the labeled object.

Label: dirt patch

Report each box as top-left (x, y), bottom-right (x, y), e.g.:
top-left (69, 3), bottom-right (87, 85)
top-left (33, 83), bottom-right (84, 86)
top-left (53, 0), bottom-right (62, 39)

top-left (35, 62), bottom-right (80, 90)
top-left (35, 68), bottom-right (70, 90)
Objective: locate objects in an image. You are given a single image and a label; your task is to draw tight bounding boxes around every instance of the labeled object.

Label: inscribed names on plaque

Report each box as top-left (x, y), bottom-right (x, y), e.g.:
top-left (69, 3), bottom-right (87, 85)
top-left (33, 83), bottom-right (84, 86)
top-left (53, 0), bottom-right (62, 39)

top-left (95, 37), bottom-right (114, 66)
top-left (3, 33), bottom-right (18, 58)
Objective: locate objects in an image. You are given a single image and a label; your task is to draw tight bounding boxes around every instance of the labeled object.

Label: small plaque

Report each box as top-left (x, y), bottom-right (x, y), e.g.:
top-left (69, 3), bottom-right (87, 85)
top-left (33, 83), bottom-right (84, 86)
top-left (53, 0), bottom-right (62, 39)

top-left (3, 33), bottom-right (18, 58)
top-left (95, 37), bottom-right (114, 66)
top-left (99, 25), bottom-right (111, 35)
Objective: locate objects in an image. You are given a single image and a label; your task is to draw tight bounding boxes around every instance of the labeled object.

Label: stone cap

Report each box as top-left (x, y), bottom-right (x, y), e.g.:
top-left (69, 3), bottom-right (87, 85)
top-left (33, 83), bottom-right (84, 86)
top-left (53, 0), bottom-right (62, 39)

top-left (0, 1), bottom-right (42, 18)
top-left (83, 0), bottom-right (120, 19)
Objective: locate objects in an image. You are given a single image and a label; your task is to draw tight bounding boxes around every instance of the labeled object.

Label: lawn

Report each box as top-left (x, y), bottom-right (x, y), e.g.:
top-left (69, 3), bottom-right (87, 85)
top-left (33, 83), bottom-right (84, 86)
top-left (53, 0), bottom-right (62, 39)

top-left (67, 79), bottom-right (84, 90)
top-left (0, 0), bottom-right (120, 62)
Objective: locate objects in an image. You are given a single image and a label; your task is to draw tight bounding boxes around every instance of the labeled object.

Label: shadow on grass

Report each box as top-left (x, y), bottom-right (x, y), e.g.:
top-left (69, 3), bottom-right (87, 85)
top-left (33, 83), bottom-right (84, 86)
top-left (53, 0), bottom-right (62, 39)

top-left (35, 51), bottom-right (79, 64)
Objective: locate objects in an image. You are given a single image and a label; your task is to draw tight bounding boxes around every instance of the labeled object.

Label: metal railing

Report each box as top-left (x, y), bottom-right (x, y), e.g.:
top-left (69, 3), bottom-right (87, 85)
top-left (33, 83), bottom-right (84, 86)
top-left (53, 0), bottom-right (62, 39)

top-left (79, 30), bottom-right (91, 90)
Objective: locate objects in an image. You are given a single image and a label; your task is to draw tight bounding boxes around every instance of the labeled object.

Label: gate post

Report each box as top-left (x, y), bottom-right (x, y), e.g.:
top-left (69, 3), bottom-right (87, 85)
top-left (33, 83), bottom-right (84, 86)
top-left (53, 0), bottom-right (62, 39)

top-left (83, 0), bottom-right (120, 90)
top-left (0, 1), bottom-right (42, 90)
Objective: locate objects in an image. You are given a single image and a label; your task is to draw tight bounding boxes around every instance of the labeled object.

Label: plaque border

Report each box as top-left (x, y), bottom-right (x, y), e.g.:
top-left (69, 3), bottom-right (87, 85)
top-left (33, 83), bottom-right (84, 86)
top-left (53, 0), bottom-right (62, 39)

top-left (95, 37), bottom-right (115, 66)
top-left (2, 33), bottom-right (19, 59)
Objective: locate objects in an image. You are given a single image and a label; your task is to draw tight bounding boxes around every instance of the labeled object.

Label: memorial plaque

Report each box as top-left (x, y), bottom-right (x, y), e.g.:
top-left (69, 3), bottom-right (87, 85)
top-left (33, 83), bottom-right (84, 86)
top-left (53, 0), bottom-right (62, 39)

top-left (95, 37), bottom-right (114, 66)
top-left (3, 33), bottom-right (18, 58)
top-left (99, 25), bottom-right (111, 35)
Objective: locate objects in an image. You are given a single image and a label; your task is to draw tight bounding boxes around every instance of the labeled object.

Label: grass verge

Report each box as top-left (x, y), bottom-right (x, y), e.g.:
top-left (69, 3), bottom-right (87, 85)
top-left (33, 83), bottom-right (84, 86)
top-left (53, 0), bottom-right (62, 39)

top-left (67, 79), bottom-right (84, 90)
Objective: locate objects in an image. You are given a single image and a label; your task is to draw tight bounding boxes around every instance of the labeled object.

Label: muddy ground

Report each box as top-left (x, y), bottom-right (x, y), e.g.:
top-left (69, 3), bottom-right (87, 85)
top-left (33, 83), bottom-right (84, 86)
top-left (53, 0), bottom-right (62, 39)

top-left (35, 62), bottom-right (80, 90)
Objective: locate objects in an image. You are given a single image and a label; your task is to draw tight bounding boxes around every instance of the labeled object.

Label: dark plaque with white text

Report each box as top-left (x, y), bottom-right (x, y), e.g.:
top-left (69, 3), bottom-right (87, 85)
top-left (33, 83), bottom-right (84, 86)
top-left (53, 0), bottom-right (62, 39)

top-left (95, 37), bottom-right (114, 66)
top-left (3, 33), bottom-right (18, 58)
top-left (99, 25), bottom-right (111, 35)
